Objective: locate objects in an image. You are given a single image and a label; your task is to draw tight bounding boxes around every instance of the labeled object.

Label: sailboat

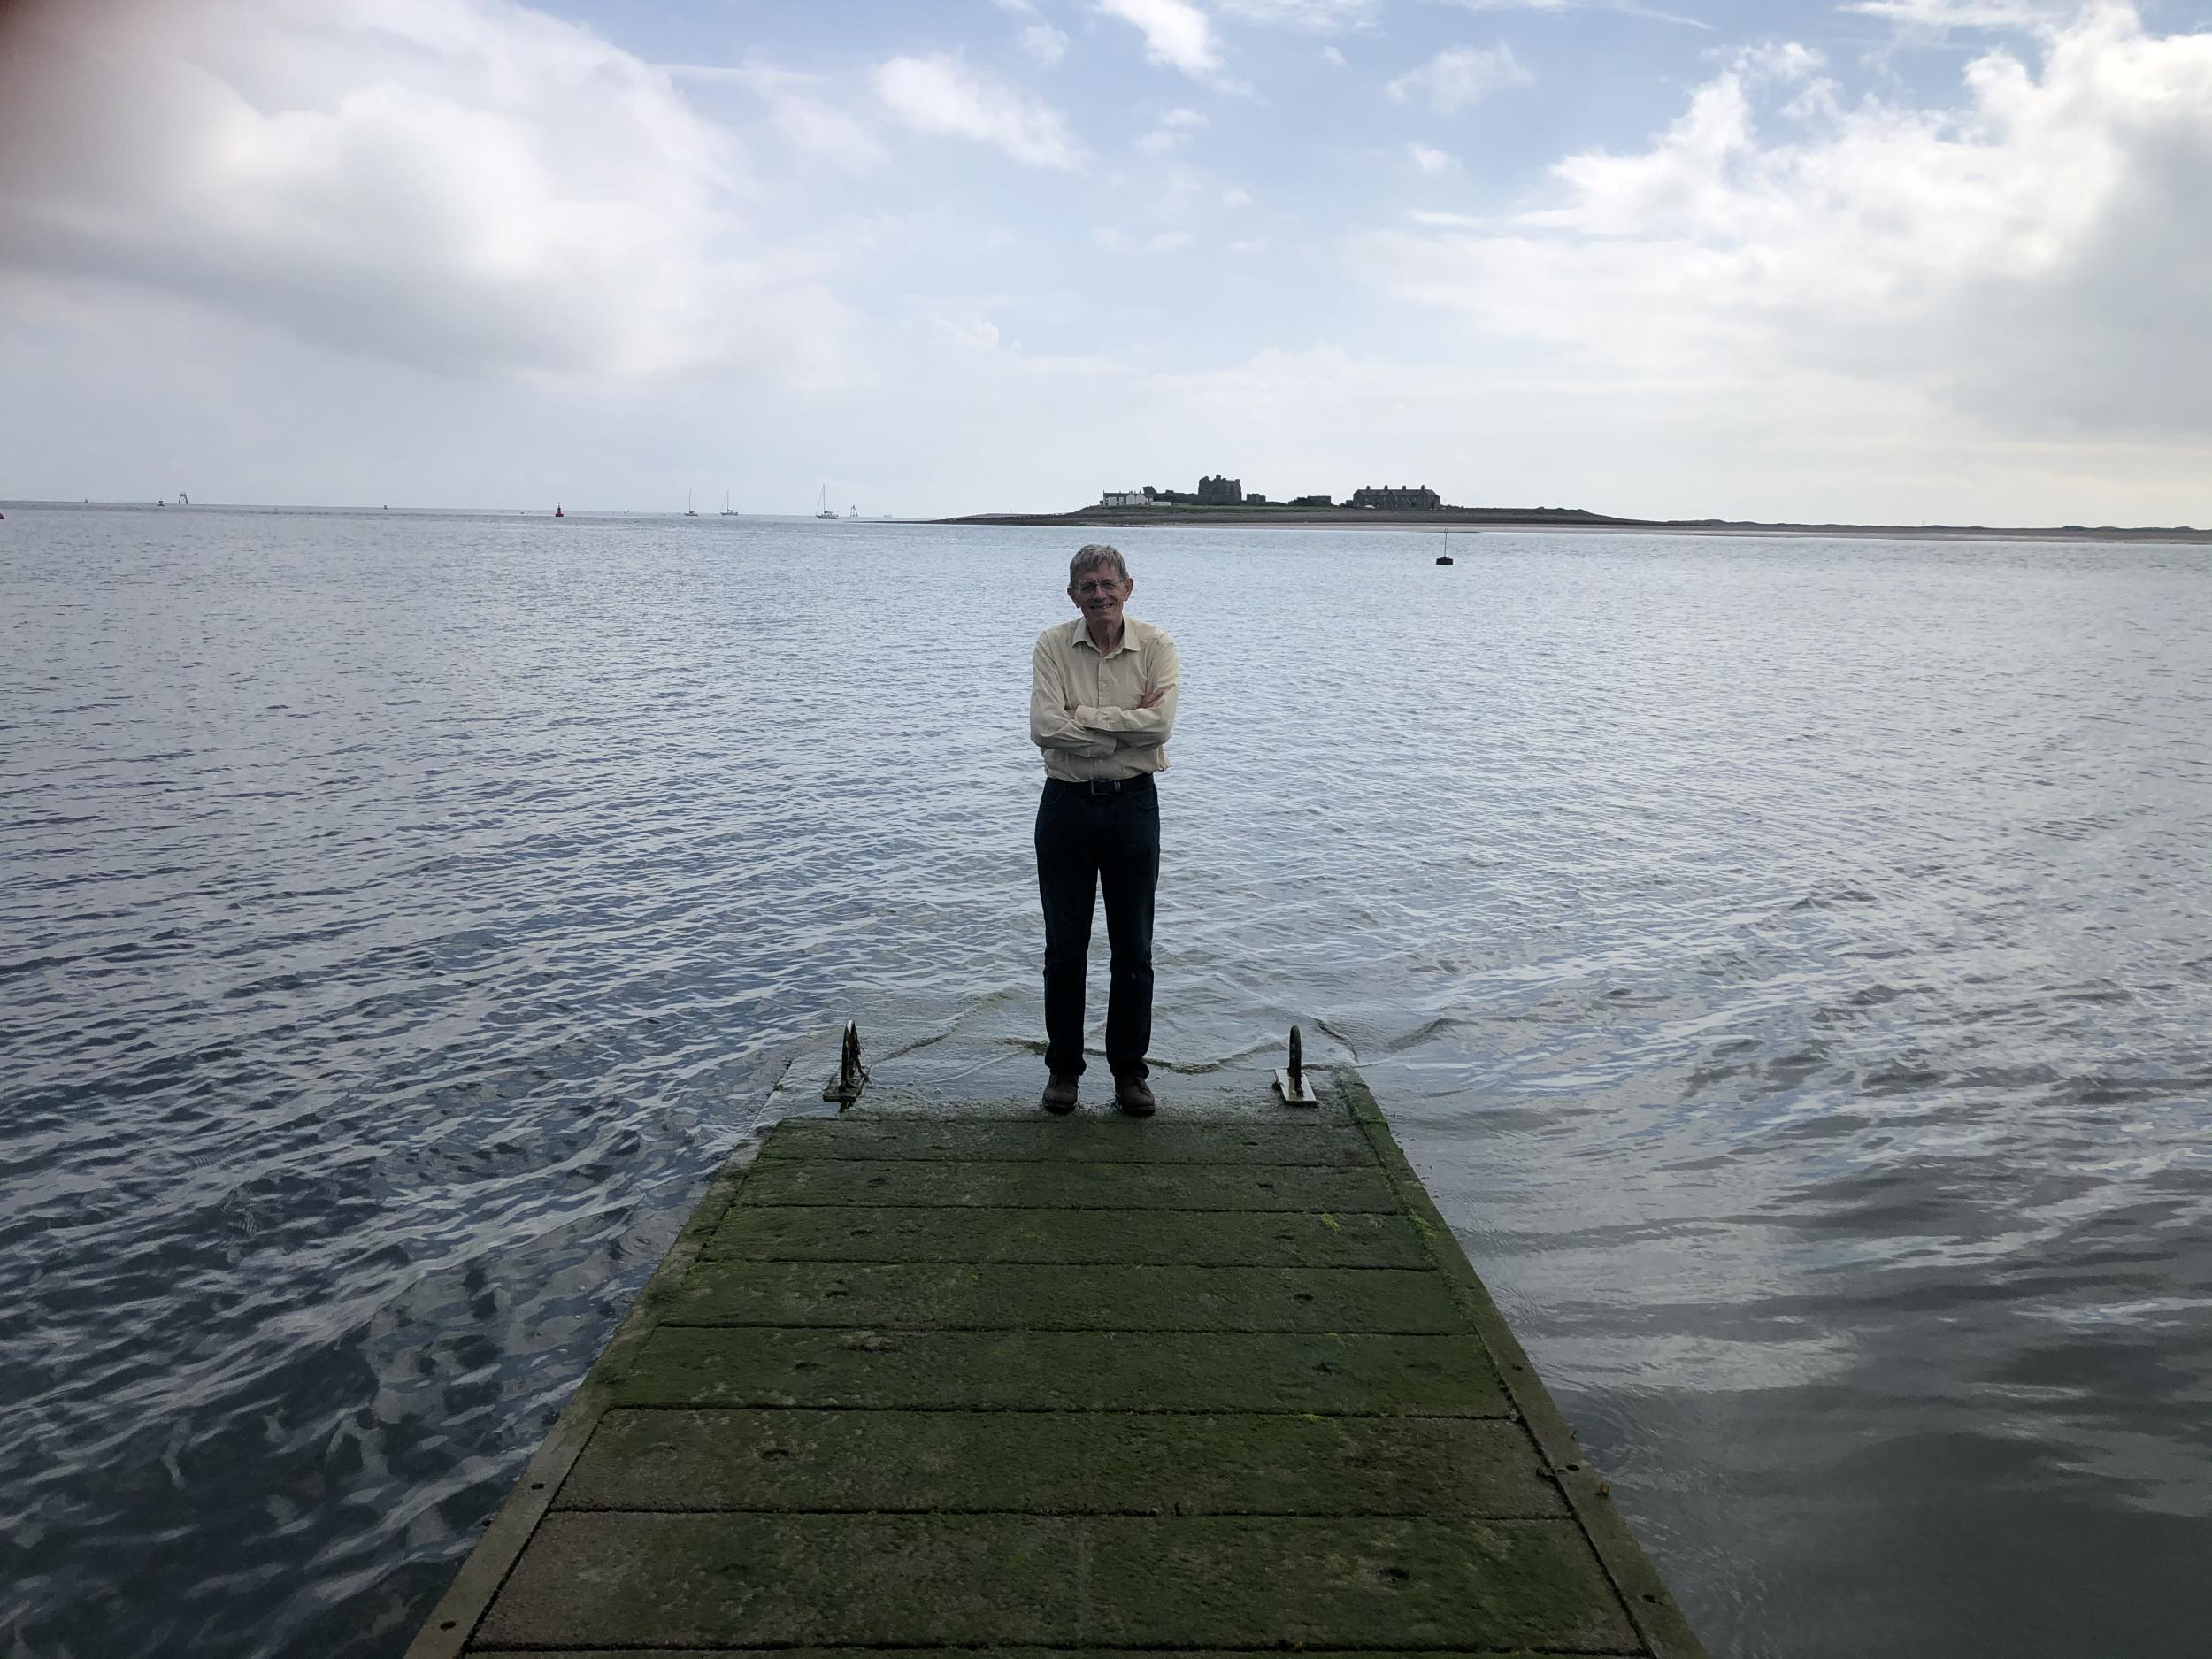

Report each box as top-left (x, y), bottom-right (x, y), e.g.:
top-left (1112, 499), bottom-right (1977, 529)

top-left (815, 486), bottom-right (837, 521)
top-left (720, 493), bottom-right (736, 517)
top-left (685, 491), bottom-right (699, 518)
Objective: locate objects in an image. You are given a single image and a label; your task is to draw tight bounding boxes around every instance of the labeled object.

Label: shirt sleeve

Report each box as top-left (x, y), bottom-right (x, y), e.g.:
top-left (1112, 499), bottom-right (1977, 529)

top-left (1031, 635), bottom-right (1119, 757)
top-left (1072, 630), bottom-right (1179, 749)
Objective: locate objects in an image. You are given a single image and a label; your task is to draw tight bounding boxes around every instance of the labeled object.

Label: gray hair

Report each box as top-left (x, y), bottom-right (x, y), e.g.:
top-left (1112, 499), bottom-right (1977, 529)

top-left (1070, 543), bottom-right (1131, 586)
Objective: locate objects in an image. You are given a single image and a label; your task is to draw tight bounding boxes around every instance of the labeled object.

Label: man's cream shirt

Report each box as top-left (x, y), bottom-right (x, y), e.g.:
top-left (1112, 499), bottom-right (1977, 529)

top-left (1028, 615), bottom-right (1181, 783)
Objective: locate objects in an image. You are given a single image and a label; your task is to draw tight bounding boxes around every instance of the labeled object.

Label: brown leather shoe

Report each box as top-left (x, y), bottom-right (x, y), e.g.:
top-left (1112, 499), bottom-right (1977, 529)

top-left (1113, 1076), bottom-right (1156, 1116)
top-left (1041, 1074), bottom-right (1079, 1114)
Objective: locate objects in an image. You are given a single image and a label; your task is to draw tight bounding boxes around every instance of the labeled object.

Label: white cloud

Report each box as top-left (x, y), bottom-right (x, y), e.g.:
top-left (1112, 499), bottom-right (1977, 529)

top-left (653, 62), bottom-right (895, 172)
top-left (767, 96), bottom-right (890, 173)
top-left (1409, 142), bottom-right (1462, 173)
top-left (1431, 0), bottom-right (1714, 29)
top-left (0, 0), bottom-right (845, 382)
top-left (1844, 0), bottom-right (2069, 28)
top-left (1089, 224), bottom-right (1197, 254)
top-left (1223, 184), bottom-right (1254, 205)
top-left (1356, 5), bottom-right (2212, 434)
top-left (1138, 107), bottom-right (1208, 151)
top-left (1022, 23), bottom-right (1072, 64)
top-left (872, 54), bottom-right (1082, 167)
top-left (921, 309), bottom-right (1003, 351)
top-left (1321, 45), bottom-right (1351, 66)
top-left (1215, 0), bottom-right (1385, 30)
top-left (1386, 45), bottom-right (1532, 113)
top-left (979, 0), bottom-right (1071, 66)
top-left (1096, 0), bottom-right (1245, 88)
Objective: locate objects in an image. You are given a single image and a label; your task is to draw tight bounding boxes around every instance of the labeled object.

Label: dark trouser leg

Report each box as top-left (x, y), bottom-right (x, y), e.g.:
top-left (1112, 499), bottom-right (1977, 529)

top-left (1035, 787), bottom-right (1098, 1078)
top-left (1098, 786), bottom-right (1160, 1081)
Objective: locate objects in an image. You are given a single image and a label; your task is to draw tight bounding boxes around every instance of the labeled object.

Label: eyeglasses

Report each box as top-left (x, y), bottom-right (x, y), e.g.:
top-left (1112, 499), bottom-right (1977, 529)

top-left (1072, 580), bottom-right (1124, 595)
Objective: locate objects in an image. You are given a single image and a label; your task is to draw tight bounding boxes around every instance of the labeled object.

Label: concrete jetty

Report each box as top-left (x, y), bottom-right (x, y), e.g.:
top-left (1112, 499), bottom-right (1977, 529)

top-left (407, 1064), bottom-right (1704, 1657)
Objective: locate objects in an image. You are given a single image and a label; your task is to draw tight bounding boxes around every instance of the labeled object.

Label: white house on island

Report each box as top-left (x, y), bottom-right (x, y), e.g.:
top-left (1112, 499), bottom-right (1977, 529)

top-left (1098, 490), bottom-right (1150, 508)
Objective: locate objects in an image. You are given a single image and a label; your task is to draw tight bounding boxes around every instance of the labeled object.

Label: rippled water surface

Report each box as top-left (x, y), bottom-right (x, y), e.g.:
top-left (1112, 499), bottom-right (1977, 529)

top-left (4, 505), bottom-right (2209, 1656)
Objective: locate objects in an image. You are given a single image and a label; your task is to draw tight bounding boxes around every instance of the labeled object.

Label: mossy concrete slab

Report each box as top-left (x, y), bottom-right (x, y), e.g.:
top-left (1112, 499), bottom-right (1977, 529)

top-left (841, 1083), bottom-right (1359, 1125)
top-left (488, 1653), bottom-right (1617, 1659)
top-left (610, 1325), bottom-right (1512, 1416)
top-left (560, 1409), bottom-right (1566, 1517)
top-left (704, 1202), bottom-right (1430, 1269)
top-left (664, 1260), bottom-right (1462, 1333)
top-left (762, 1118), bottom-right (1377, 1167)
top-left (474, 1513), bottom-right (1638, 1653)
top-left (488, 1652), bottom-right (1614, 1659)
top-left (741, 1156), bottom-right (1399, 1212)
top-left (413, 1072), bottom-right (1705, 1659)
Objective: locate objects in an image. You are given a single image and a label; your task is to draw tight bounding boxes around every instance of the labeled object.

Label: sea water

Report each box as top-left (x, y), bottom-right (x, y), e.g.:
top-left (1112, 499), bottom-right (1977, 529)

top-left (3, 505), bottom-right (2208, 1655)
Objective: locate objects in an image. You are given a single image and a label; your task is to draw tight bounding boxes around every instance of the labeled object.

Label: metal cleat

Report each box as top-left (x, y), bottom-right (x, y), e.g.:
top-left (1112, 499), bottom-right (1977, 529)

top-left (1273, 1024), bottom-right (1320, 1105)
top-left (823, 1020), bottom-right (869, 1108)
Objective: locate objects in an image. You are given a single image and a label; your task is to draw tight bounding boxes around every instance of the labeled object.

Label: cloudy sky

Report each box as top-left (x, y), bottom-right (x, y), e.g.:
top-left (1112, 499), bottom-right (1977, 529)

top-left (2, 0), bottom-right (2208, 522)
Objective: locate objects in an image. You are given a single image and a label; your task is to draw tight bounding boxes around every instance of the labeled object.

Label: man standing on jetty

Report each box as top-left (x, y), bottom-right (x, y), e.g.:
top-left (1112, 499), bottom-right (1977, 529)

top-left (1028, 544), bottom-right (1180, 1116)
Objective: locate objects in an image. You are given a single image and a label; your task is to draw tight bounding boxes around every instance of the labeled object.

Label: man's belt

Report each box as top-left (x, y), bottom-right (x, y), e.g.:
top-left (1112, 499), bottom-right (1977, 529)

top-left (1048, 774), bottom-right (1155, 796)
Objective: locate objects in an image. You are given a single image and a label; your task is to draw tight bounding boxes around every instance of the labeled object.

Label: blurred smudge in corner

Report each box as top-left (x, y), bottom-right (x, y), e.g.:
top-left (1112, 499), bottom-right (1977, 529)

top-left (0, 0), bottom-right (81, 168)
top-left (0, 0), bottom-right (169, 260)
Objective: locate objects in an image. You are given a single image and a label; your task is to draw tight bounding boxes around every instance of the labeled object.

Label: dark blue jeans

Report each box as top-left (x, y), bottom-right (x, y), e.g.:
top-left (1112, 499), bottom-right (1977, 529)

top-left (1035, 776), bottom-right (1159, 1080)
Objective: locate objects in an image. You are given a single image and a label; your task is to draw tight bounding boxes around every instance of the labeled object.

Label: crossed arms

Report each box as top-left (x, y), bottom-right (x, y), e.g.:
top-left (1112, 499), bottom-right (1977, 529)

top-left (1028, 634), bottom-right (1181, 762)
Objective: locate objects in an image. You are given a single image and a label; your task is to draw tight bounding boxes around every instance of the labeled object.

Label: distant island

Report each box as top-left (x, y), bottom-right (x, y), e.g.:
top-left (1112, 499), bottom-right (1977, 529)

top-left (940, 475), bottom-right (2210, 543)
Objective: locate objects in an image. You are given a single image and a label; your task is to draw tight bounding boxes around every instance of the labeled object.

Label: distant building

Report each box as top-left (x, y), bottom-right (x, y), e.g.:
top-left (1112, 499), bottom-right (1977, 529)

top-left (1290, 494), bottom-right (1333, 509)
top-left (1350, 484), bottom-right (1440, 510)
top-left (1196, 473), bottom-right (1243, 505)
top-left (1100, 490), bottom-right (1149, 508)
top-left (1244, 493), bottom-right (1269, 504)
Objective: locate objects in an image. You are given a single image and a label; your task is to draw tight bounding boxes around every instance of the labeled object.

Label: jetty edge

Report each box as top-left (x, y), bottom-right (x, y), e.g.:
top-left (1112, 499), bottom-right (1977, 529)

top-left (405, 1063), bottom-right (1706, 1658)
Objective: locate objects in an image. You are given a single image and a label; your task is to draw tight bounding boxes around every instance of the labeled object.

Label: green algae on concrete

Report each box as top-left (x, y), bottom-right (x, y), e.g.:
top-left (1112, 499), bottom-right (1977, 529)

top-left (741, 1155), bottom-right (1401, 1212)
top-left (560, 1408), bottom-right (1567, 1517)
top-left (489, 1651), bottom-right (1655, 1659)
top-left (705, 1201), bottom-right (1430, 1268)
top-left (760, 1117), bottom-right (1378, 1165)
top-left (610, 1325), bottom-right (1513, 1414)
top-left (474, 1512), bottom-right (1638, 1652)
top-left (406, 1068), bottom-right (1706, 1659)
top-left (665, 1258), bottom-right (1464, 1332)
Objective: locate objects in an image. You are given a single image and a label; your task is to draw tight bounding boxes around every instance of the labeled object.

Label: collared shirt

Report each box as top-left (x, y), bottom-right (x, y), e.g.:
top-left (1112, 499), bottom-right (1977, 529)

top-left (1029, 614), bottom-right (1181, 782)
